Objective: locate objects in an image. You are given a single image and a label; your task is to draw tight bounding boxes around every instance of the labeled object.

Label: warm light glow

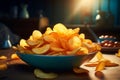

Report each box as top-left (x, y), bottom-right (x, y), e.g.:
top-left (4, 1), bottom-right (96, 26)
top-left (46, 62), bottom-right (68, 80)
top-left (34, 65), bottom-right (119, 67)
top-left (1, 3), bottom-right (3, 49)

top-left (65, 0), bottom-right (96, 23)
top-left (74, 0), bottom-right (95, 15)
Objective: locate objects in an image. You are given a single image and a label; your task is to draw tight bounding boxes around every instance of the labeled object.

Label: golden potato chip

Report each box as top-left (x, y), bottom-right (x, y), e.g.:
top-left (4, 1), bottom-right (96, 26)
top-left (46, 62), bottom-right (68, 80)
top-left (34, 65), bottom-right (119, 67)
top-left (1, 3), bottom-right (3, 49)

top-left (68, 36), bottom-right (81, 50)
top-left (67, 28), bottom-right (79, 36)
top-left (77, 47), bottom-right (89, 55)
top-left (115, 49), bottom-right (120, 57)
top-left (44, 27), bottom-right (53, 34)
top-left (29, 35), bottom-right (33, 40)
top-left (32, 44), bottom-right (50, 54)
top-left (59, 38), bottom-right (69, 50)
top-left (0, 56), bottom-right (7, 60)
top-left (35, 40), bottom-right (45, 48)
top-left (11, 53), bottom-right (19, 59)
top-left (66, 47), bottom-right (80, 55)
top-left (73, 28), bottom-right (80, 34)
top-left (79, 33), bottom-right (85, 41)
top-left (50, 47), bottom-right (64, 52)
top-left (53, 23), bottom-right (67, 34)
top-left (95, 61), bottom-right (106, 71)
top-left (43, 34), bottom-right (56, 43)
top-left (19, 39), bottom-right (29, 48)
top-left (17, 45), bottom-right (25, 53)
top-left (96, 51), bottom-right (104, 61)
top-left (50, 43), bottom-right (64, 52)
top-left (32, 30), bottom-right (42, 40)
top-left (34, 68), bottom-right (58, 79)
top-left (26, 39), bottom-right (40, 46)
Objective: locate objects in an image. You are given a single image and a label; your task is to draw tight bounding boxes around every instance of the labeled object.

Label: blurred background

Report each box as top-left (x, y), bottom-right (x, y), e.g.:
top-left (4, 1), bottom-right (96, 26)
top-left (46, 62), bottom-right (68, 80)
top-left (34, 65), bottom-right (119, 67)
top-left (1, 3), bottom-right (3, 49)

top-left (0, 0), bottom-right (119, 25)
top-left (0, 0), bottom-right (120, 42)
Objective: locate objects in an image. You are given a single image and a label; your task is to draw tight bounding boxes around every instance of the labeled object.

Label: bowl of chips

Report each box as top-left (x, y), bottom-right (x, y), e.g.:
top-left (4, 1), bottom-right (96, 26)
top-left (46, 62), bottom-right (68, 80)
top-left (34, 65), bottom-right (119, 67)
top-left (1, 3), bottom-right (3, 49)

top-left (16, 23), bottom-right (101, 71)
top-left (16, 51), bottom-right (97, 71)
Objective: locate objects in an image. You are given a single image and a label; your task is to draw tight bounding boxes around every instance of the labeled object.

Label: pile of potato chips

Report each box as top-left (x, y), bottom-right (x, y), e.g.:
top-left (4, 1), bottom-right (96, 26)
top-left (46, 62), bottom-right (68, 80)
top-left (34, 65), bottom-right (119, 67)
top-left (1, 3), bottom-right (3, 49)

top-left (17, 23), bottom-right (101, 55)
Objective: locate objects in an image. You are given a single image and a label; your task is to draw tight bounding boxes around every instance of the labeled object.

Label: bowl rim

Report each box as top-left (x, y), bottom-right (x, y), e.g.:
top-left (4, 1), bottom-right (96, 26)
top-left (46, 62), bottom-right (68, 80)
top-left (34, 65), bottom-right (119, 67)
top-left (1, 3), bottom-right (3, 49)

top-left (16, 51), bottom-right (97, 57)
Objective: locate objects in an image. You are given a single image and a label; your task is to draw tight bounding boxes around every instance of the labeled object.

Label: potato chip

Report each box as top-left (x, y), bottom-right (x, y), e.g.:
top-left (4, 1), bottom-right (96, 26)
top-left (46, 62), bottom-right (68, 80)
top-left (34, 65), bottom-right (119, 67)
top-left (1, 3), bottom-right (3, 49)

top-left (66, 47), bottom-right (81, 55)
top-left (85, 51), bottom-right (119, 70)
top-left (19, 39), bottom-right (29, 48)
top-left (77, 47), bottom-right (89, 55)
top-left (59, 38), bottom-right (69, 50)
top-left (43, 34), bottom-right (57, 43)
top-left (0, 56), bottom-right (7, 60)
top-left (11, 53), bottom-right (19, 59)
top-left (115, 49), bottom-right (120, 57)
top-left (68, 36), bottom-right (81, 50)
top-left (44, 27), bottom-right (53, 34)
top-left (95, 61), bottom-right (106, 71)
top-left (32, 30), bottom-right (42, 40)
top-left (34, 68), bottom-right (58, 79)
top-left (53, 23), bottom-right (67, 34)
top-left (29, 35), bottom-right (33, 40)
top-left (73, 28), bottom-right (80, 34)
top-left (26, 39), bottom-right (40, 46)
top-left (32, 44), bottom-right (50, 54)
top-left (95, 51), bottom-right (104, 61)
top-left (35, 40), bottom-right (45, 48)
top-left (67, 28), bottom-right (79, 36)
top-left (50, 47), bottom-right (64, 52)
top-left (79, 33), bottom-right (85, 41)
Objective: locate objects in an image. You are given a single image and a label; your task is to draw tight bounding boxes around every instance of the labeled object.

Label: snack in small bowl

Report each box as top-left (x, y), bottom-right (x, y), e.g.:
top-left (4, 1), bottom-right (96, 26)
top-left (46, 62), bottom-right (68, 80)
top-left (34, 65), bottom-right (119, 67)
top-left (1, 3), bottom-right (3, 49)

top-left (16, 23), bottom-right (101, 71)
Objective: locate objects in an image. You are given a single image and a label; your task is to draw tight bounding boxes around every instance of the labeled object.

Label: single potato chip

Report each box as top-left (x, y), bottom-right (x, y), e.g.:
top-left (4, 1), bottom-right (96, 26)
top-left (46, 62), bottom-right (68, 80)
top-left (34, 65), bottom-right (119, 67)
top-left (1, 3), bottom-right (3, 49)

top-left (0, 56), bottom-right (7, 60)
top-left (44, 27), bottom-right (53, 34)
top-left (19, 39), bottom-right (29, 48)
top-left (11, 53), bottom-right (19, 59)
top-left (32, 30), bottom-right (42, 40)
top-left (32, 44), bottom-right (50, 54)
top-left (34, 68), bottom-right (58, 79)
top-left (115, 49), bottom-right (120, 57)
top-left (26, 39), bottom-right (40, 46)
top-left (95, 61), bottom-right (106, 71)
top-left (68, 36), bottom-right (81, 50)
top-left (53, 23), bottom-right (68, 34)
top-left (96, 51), bottom-right (104, 61)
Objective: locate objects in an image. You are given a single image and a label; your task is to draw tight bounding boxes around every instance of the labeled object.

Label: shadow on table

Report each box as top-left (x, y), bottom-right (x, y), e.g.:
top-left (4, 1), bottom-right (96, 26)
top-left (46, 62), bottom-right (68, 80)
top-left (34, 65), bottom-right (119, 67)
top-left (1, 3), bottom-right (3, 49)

top-left (0, 63), bottom-right (91, 80)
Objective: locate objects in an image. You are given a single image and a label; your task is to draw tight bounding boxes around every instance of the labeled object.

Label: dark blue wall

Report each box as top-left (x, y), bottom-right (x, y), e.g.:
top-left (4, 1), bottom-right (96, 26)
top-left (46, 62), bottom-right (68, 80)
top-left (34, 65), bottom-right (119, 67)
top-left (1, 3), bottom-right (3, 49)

top-left (0, 0), bottom-right (119, 26)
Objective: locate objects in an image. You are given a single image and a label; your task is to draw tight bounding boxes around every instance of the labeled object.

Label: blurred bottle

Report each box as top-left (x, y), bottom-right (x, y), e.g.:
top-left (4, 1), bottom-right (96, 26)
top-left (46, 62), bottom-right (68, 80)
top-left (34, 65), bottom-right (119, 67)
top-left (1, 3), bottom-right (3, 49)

top-left (10, 5), bottom-right (18, 18)
top-left (19, 4), bottom-right (29, 19)
top-left (38, 10), bottom-right (49, 33)
top-left (2, 35), bottom-right (12, 49)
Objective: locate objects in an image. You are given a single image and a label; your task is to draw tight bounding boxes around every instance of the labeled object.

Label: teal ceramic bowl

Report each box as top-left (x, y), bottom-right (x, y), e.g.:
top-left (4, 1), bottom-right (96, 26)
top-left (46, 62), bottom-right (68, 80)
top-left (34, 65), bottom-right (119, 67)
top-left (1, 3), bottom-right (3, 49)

top-left (16, 51), bottom-right (96, 71)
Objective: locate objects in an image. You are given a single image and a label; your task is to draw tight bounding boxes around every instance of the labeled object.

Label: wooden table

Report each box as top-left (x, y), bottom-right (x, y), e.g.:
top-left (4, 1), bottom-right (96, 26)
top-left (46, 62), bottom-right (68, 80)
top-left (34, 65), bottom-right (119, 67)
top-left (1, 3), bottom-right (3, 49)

top-left (0, 48), bottom-right (120, 80)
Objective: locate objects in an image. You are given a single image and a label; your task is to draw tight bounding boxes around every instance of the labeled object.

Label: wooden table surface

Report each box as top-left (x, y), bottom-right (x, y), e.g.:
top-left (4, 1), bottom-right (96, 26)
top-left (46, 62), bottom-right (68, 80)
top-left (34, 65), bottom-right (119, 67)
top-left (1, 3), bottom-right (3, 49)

top-left (0, 48), bottom-right (120, 80)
